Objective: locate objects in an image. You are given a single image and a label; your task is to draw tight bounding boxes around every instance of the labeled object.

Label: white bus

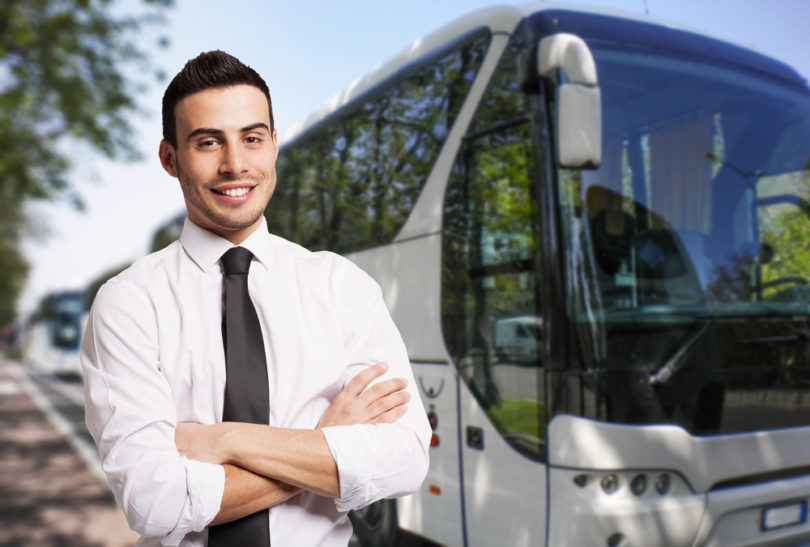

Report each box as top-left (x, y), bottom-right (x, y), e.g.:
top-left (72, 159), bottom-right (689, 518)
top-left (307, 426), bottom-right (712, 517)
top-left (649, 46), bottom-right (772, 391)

top-left (267, 4), bottom-right (810, 545)
top-left (21, 290), bottom-right (86, 377)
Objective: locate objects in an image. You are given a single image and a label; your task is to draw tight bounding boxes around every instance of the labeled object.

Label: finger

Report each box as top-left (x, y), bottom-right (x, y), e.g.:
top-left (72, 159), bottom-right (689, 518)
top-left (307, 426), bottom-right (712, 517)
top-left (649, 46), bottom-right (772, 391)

top-left (371, 403), bottom-right (409, 424)
top-left (367, 390), bottom-right (411, 421)
top-left (343, 362), bottom-right (389, 397)
top-left (358, 377), bottom-right (408, 405)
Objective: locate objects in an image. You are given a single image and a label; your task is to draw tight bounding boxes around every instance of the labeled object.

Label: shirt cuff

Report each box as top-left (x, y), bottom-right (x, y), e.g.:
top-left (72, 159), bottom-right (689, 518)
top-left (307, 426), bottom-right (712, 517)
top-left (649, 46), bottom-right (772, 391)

top-left (321, 424), bottom-right (379, 512)
top-left (160, 459), bottom-right (225, 546)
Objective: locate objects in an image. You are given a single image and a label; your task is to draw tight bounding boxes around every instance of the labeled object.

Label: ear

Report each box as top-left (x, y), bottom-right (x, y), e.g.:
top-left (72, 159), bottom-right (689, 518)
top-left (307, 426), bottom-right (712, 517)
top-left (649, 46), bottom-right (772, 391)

top-left (272, 129), bottom-right (279, 161)
top-left (159, 139), bottom-right (178, 177)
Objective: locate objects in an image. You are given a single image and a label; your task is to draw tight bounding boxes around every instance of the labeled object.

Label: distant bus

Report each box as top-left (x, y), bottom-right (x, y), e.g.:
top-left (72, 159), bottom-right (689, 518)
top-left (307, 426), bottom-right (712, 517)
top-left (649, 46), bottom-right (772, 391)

top-left (267, 3), bottom-right (810, 546)
top-left (21, 290), bottom-right (86, 377)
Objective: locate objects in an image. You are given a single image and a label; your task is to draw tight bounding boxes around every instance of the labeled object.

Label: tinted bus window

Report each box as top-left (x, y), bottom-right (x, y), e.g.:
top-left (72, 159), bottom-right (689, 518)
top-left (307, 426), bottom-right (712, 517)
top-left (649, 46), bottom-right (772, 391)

top-left (269, 32), bottom-right (490, 253)
top-left (442, 36), bottom-right (547, 459)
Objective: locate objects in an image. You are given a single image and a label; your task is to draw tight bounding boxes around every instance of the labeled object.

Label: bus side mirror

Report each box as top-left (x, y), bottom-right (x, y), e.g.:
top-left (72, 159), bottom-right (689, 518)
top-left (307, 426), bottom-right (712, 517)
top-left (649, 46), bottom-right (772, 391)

top-left (521, 33), bottom-right (602, 169)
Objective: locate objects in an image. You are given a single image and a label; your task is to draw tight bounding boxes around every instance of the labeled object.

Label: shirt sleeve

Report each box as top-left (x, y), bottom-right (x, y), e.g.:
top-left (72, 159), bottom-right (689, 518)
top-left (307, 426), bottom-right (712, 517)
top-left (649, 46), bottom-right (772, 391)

top-left (81, 279), bottom-right (225, 543)
top-left (320, 260), bottom-right (431, 512)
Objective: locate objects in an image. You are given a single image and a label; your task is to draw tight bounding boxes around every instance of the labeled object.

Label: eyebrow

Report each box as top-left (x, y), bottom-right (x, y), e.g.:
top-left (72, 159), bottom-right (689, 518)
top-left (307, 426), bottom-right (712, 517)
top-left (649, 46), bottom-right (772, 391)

top-left (185, 122), bottom-right (271, 143)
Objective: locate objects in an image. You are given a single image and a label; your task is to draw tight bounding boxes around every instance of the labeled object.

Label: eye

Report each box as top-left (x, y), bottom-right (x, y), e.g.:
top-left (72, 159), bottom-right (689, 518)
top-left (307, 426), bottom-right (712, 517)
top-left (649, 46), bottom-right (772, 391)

top-left (193, 137), bottom-right (221, 150)
top-left (245, 136), bottom-right (262, 145)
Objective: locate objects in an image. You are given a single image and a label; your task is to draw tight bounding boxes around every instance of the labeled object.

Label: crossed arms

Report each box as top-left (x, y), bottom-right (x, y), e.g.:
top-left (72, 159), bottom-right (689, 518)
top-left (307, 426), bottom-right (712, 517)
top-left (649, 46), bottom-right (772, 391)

top-left (174, 363), bottom-right (410, 524)
top-left (82, 264), bottom-right (430, 541)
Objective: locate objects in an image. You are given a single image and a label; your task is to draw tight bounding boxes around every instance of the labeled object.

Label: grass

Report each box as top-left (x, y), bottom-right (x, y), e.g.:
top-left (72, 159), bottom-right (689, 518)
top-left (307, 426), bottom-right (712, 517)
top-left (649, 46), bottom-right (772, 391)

top-left (486, 398), bottom-right (546, 440)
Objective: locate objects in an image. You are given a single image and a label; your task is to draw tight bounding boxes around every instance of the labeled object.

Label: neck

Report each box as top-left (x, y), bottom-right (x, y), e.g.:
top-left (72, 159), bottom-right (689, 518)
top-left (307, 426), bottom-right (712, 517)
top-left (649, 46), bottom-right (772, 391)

top-left (188, 217), bottom-right (263, 245)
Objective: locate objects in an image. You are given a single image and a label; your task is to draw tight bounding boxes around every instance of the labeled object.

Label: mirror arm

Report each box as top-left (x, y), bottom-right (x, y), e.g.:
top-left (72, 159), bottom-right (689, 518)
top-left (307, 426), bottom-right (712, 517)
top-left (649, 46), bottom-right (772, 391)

top-left (538, 33), bottom-right (598, 86)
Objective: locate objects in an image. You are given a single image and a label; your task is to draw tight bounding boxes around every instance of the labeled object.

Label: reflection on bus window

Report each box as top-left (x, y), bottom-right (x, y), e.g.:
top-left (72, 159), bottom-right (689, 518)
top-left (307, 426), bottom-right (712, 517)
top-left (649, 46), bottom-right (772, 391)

top-left (558, 43), bottom-right (810, 434)
top-left (495, 316), bottom-right (543, 363)
top-left (270, 32), bottom-right (490, 253)
top-left (442, 37), bottom-right (546, 460)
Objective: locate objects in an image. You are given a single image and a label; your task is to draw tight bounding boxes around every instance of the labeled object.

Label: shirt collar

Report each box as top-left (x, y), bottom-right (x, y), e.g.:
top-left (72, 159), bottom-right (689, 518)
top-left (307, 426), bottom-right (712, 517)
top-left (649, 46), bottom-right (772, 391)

top-left (179, 216), bottom-right (273, 273)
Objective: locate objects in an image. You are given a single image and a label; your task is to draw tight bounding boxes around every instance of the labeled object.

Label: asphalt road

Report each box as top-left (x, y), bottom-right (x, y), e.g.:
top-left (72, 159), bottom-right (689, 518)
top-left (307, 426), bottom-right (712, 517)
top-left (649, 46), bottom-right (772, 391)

top-left (0, 356), bottom-right (137, 546)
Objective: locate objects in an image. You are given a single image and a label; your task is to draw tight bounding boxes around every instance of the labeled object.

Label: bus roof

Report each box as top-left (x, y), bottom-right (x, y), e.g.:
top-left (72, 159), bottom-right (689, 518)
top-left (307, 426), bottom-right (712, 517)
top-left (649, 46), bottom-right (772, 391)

top-left (523, 7), bottom-right (806, 88)
top-left (281, 2), bottom-right (806, 146)
top-left (281, 4), bottom-right (525, 144)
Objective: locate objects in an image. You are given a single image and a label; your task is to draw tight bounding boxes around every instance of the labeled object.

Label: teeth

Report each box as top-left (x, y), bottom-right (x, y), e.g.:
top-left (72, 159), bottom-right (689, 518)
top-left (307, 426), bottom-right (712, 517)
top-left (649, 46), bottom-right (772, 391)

top-left (218, 187), bottom-right (251, 197)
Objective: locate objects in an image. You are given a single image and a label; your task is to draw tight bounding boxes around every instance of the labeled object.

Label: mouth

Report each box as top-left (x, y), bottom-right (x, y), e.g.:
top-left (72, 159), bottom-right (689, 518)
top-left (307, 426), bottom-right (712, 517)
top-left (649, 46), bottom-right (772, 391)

top-left (211, 185), bottom-right (255, 198)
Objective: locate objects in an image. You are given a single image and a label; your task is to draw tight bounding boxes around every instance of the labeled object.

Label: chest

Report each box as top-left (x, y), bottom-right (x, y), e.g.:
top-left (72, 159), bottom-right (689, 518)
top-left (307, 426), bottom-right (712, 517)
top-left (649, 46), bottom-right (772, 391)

top-left (150, 270), bottom-right (347, 426)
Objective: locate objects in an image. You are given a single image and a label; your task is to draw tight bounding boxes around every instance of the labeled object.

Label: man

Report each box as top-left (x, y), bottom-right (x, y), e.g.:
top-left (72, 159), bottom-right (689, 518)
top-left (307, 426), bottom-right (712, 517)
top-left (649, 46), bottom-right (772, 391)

top-left (81, 50), bottom-right (430, 546)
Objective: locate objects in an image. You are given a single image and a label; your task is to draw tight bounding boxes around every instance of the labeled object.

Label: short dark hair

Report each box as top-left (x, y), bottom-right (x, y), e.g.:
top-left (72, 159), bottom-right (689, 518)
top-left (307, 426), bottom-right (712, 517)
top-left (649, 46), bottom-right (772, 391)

top-left (161, 50), bottom-right (274, 147)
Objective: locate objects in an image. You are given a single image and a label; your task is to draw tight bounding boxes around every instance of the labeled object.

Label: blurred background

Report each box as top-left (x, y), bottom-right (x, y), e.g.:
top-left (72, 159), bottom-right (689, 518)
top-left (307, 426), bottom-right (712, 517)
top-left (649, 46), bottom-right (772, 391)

top-left (0, 0), bottom-right (808, 545)
top-left (7, 0), bottom-right (810, 327)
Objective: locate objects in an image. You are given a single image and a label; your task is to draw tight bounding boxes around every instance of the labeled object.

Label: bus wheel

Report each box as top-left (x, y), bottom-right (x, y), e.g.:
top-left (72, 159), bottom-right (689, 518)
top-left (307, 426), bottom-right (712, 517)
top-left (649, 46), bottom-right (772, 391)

top-left (349, 499), bottom-right (398, 546)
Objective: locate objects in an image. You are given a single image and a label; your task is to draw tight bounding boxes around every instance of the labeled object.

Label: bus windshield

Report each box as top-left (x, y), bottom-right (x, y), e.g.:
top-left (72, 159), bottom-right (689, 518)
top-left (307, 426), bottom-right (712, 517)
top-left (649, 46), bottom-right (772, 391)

top-left (561, 42), bottom-right (810, 434)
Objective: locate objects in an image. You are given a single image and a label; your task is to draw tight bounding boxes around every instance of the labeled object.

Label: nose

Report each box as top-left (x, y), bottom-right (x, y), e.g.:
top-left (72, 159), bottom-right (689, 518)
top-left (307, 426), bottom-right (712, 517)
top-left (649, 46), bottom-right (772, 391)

top-left (219, 144), bottom-right (248, 177)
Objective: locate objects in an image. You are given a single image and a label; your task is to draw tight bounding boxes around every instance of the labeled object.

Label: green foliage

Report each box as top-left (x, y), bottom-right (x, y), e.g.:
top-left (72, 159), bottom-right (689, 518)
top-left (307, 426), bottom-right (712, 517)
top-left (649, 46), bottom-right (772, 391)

top-left (0, 0), bottom-right (171, 203)
top-left (485, 398), bottom-right (546, 441)
top-left (0, 0), bottom-right (172, 326)
top-left (759, 170), bottom-right (810, 297)
top-left (267, 33), bottom-right (489, 254)
top-left (0, 239), bottom-right (29, 325)
top-left (441, 35), bottom-right (549, 457)
top-left (441, 35), bottom-right (537, 362)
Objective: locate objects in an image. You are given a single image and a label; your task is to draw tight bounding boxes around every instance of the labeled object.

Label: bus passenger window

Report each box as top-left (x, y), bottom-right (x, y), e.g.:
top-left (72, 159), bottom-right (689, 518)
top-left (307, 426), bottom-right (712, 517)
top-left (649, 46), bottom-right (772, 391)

top-left (270, 32), bottom-right (489, 253)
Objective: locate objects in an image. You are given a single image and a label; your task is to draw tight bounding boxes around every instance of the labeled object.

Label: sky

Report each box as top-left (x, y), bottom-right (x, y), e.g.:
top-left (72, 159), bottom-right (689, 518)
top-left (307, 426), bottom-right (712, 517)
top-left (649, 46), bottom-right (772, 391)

top-left (17, 0), bottom-right (810, 316)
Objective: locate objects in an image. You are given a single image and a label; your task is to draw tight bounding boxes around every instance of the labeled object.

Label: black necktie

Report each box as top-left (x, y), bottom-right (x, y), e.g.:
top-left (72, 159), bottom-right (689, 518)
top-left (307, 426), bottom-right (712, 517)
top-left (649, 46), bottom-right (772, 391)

top-left (208, 246), bottom-right (270, 546)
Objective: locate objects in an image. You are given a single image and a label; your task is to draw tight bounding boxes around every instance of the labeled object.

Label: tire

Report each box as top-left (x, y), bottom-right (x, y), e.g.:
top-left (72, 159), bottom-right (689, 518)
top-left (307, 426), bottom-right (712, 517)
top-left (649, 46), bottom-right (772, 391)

top-left (349, 499), bottom-right (398, 546)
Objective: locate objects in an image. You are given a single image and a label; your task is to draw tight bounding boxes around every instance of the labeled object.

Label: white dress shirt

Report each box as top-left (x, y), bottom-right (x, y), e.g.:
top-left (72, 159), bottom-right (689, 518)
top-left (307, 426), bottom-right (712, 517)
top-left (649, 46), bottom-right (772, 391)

top-left (81, 217), bottom-right (431, 546)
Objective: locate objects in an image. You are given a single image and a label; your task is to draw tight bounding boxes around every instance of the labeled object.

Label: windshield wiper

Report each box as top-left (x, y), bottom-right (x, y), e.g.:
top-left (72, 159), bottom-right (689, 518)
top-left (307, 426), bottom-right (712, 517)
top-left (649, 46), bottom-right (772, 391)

top-left (648, 319), bottom-right (713, 387)
top-left (648, 310), bottom-right (810, 386)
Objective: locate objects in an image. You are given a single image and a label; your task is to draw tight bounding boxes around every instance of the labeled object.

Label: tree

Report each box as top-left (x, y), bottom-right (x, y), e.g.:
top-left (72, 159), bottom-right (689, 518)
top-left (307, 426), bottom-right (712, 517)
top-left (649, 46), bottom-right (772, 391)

top-left (0, 239), bottom-right (29, 327)
top-left (0, 0), bottom-right (172, 326)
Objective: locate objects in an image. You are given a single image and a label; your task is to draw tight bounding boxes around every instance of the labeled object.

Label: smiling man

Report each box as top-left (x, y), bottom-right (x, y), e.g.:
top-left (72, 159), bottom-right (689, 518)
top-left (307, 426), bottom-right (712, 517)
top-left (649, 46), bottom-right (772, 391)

top-left (159, 83), bottom-right (277, 243)
top-left (81, 51), bottom-right (430, 547)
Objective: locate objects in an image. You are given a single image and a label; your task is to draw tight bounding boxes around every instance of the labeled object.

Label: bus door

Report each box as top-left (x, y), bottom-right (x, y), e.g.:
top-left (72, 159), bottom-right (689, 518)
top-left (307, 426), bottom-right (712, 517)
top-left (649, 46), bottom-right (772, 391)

top-left (441, 29), bottom-right (552, 546)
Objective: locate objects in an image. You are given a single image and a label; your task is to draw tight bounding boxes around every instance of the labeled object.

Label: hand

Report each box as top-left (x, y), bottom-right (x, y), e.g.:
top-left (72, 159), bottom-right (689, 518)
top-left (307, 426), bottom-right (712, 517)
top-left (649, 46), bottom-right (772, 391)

top-left (318, 362), bottom-right (410, 428)
top-left (175, 422), bottom-right (232, 464)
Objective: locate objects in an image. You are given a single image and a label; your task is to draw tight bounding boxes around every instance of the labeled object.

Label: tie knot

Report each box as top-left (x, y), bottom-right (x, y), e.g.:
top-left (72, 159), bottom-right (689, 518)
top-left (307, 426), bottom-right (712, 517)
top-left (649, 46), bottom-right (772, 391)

top-left (221, 247), bottom-right (254, 276)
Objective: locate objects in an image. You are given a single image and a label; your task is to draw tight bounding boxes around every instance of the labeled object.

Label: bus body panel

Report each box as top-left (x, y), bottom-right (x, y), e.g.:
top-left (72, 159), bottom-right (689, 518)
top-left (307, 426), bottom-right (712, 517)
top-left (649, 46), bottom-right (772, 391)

top-left (459, 380), bottom-right (547, 546)
top-left (400, 363), bottom-right (465, 545)
top-left (547, 465), bottom-right (705, 546)
top-left (698, 476), bottom-right (810, 545)
top-left (349, 235), bottom-right (445, 360)
top-left (548, 415), bottom-right (810, 545)
top-left (350, 238), bottom-right (466, 543)
top-left (548, 415), bottom-right (810, 492)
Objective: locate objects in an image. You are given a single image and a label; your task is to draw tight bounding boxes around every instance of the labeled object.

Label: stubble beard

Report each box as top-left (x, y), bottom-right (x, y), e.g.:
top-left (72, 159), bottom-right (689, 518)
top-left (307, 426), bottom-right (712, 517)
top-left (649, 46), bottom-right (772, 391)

top-left (178, 167), bottom-right (272, 232)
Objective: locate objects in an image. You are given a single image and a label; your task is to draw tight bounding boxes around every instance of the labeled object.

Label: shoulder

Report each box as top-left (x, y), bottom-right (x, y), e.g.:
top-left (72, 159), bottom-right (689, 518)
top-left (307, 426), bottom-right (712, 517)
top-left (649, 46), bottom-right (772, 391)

top-left (93, 242), bottom-right (183, 310)
top-left (267, 234), bottom-right (380, 296)
top-left (269, 234), bottom-right (369, 277)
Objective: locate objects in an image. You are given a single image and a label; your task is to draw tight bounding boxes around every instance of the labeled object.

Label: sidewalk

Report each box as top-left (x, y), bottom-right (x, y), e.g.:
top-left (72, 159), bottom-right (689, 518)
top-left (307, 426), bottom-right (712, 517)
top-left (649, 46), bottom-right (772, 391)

top-left (0, 357), bottom-right (138, 547)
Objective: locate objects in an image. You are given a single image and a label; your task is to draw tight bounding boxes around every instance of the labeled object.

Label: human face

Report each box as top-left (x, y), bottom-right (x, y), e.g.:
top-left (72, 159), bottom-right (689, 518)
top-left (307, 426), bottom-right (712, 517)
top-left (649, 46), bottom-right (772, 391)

top-left (159, 84), bottom-right (278, 244)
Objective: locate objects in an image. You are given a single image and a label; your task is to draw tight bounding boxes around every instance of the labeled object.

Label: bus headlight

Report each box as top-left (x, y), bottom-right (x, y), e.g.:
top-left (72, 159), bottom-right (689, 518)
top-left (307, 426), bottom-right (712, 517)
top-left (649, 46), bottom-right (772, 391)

top-left (567, 469), bottom-right (685, 499)
top-left (630, 474), bottom-right (647, 496)
top-left (655, 473), bottom-right (671, 495)
top-left (601, 474), bottom-right (619, 495)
